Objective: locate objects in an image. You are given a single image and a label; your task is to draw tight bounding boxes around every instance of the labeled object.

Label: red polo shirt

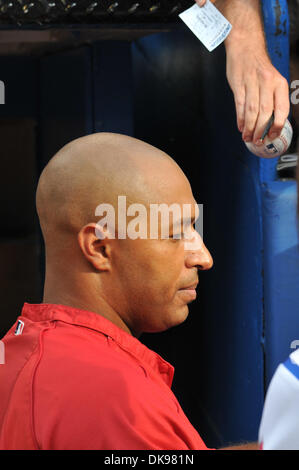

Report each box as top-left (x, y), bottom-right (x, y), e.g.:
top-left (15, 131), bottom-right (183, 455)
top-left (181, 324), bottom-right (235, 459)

top-left (0, 303), bottom-right (209, 450)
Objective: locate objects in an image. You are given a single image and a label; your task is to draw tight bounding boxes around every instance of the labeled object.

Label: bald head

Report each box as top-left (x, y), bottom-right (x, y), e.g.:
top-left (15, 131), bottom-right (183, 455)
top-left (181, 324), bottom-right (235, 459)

top-left (36, 132), bottom-right (189, 250)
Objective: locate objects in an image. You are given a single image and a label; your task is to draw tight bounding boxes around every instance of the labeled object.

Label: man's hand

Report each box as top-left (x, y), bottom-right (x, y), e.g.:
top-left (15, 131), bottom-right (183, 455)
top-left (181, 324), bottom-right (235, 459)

top-left (220, 442), bottom-right (260, 450)
top-left (195, 0), bottom-right (290, 145)
top-left (225, 38), bottom-right (289, 145)
top-left (195, 0), bottom-right (215, 5)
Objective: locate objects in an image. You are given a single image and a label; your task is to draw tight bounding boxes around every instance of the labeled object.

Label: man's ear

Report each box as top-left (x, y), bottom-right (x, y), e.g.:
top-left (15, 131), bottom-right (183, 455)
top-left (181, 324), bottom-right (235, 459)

top-left (77, 223), bottom-right (113, 271)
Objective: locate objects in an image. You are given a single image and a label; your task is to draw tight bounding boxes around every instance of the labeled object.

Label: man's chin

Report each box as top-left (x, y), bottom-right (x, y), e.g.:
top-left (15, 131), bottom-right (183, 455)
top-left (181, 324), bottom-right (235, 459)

top-left (162, 305), bottom-right (190, 331)
top-left (141, 306), bottom-right (190, 334)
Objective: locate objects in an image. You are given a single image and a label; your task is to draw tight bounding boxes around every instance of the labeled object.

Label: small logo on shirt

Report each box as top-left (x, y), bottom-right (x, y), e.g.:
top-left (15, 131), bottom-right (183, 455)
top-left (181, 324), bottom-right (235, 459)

top-left (0, 340), bottom-right (4, 364)
top-left (14, 320), bottom-right (24, 336)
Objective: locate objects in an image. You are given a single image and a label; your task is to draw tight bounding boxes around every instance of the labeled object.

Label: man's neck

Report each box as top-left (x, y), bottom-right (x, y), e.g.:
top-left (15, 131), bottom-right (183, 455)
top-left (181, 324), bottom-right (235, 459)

top-left (42, 288), bottom-right (135, 337)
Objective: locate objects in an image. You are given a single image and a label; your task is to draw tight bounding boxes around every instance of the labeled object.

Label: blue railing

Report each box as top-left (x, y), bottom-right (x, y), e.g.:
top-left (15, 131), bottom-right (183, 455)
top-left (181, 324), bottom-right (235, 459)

top-left (260, 0), bottom-right (290, 182)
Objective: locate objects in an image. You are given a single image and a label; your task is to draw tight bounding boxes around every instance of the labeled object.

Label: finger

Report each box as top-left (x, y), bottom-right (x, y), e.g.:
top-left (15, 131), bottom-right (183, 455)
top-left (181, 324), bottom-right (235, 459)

top-left (195, 0), bottom-right (216, 6)
top-left (242, 81), bottom-right (260, 142)
top-left (233, 87), bottom-right (246, 133)
top-left (268, 80), bottom-right (290, 140)
top-left (252, 86), bottom-right (274, 145)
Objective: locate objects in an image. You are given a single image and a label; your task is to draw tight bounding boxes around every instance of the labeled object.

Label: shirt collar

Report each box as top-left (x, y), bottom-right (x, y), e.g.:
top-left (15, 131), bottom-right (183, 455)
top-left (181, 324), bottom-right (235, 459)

top-left (20, 302), bottom-right (174, 387)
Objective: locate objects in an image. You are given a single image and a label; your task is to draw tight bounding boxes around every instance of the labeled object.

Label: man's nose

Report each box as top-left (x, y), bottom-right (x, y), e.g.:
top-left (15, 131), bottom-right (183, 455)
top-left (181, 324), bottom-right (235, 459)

top-left (184, 233), bottom-right (213, 270)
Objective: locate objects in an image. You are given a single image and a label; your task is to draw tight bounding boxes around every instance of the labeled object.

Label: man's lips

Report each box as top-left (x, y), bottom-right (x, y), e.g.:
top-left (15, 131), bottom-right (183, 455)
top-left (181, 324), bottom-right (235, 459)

top-left (178, 282), bottom-right (198, 300)
top-left (179, 282), bottom-right (198, 291)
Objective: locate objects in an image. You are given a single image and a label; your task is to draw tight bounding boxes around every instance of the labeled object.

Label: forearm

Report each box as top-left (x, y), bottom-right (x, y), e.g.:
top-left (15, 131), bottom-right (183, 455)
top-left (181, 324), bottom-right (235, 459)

top-left (215, 0), bottom-right (266, 48)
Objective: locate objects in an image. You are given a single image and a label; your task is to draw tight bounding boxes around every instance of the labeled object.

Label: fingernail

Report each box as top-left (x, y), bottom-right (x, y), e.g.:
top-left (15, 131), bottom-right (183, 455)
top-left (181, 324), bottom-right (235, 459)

top-left (243, 136), bottom-right (251, 143)
top-left (255, 139), bottom-right (263, 147)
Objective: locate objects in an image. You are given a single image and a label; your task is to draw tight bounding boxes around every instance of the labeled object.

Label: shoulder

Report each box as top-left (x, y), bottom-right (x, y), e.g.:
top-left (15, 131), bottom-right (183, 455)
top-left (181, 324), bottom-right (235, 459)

top-left (282, 348), bottom-right (299, 383)
top-left (264, 350), bottom-right (299, 409)
top-left (32, 322), bottom-right (177, 449)
top-left (35, 321), bottom-right (146, 392)
top-left (259, 350), bottom-right (299, 450)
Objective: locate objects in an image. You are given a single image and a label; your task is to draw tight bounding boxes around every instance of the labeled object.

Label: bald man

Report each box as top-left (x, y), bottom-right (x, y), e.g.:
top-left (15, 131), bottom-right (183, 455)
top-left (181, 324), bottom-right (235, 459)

top-left (0, 133), bottom-right (255, 450)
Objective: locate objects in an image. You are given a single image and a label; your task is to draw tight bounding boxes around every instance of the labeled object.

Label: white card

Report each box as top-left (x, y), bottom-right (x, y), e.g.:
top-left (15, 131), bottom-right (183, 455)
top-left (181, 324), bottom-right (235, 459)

top-left (179, 1), bottom-right (232, 52)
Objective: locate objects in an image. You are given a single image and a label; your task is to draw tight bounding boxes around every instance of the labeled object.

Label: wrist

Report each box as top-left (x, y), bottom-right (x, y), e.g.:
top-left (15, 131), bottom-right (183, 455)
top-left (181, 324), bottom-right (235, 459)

top-left (224, 30), bottom-right (267, 54)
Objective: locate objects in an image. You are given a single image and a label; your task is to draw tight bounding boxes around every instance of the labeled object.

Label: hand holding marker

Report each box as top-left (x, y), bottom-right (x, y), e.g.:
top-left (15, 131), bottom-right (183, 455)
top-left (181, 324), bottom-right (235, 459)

top-left (245, 114), bottom-right (293, 158)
